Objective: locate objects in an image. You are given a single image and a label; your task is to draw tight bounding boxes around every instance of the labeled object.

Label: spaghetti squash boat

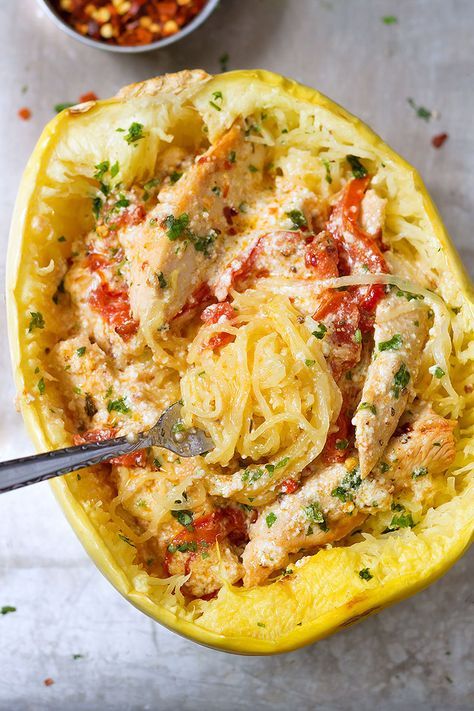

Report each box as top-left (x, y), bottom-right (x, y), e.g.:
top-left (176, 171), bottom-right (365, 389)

top-left (7, 70), bottom-right (474, 654)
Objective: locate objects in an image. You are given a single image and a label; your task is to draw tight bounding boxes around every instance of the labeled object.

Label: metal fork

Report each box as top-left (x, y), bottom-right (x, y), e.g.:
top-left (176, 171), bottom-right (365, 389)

top-left (0, 402), bottom-right (213, 494)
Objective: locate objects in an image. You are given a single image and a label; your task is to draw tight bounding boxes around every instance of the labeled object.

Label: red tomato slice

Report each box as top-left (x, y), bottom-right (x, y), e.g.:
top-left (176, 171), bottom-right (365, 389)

top-left (89, 282), bottom-right (138, 340)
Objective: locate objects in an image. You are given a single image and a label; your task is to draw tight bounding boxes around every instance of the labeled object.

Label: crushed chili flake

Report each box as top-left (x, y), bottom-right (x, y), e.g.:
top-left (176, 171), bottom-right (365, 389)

top-left (79, 91), bottom-right (98, 103)
top-left (432, 132), bottom-right (449, 148)
top-left (18, 107), bottom-right (31, 120)
top-left (43, 678), bottom-right (55, 687)
top-left (52, 0), bottom-right (208, 47)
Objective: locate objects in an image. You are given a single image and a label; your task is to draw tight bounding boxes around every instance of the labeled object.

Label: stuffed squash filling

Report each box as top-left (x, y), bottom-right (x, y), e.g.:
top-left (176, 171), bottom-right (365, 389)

top-left (11, 72), bottom-right (472, 644)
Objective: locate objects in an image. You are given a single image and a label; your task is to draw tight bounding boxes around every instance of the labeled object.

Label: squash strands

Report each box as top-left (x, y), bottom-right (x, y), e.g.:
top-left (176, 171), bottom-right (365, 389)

top-left (7, 70), bottom-right (474, 654)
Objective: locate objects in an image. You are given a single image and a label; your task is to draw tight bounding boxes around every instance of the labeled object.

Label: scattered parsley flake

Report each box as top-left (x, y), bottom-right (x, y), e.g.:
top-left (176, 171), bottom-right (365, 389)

top-left (303, 501), bottom-right (328, 531)
top-left (107, 397), bottom-right (130, 414)
top-left (393, 286), bottom-right (424, 301)
top-left (248, 164), bottom-right (258, 173)
top-left (346, 154), bottom-right (368, 178)
top-left (92, 196), bottom-right (102, 220)
top-left (331, 467), bottom-right (361, 502)
top-left (382, 15), bottom-right (398, 24)
top-left (165, 213), bottom-right (190, 241)
top-left (407, 98), bottom-right (432, 121)
top-left (110, 161), bottom-right (120, 178)
top-left (228, 150), bottom-right (236, 163)
top-left (429, 365), bottom-right (445, 379)
top-left (312, 323), bottom-right (327, 340)
top-left (389, 512), bottom-right (415, 530)
top-left (156, 271), bottom-right (167, 289)
top-left (209, 91), bottom-right (223, 111)
top-left (170, 171), bottom-right (182, 184)
top-left (76, 346), bottom-right (86, 357)
top-left (286, 209), bottom-right (307, 230)
top-left (321, 158), bottom-right (332, 184)
top-left (335, 439), bottom-right (349, 451)
top-left (266, 512), bottom-right (277, 528)
top-left (55, 102), bottom-right (74, 113)
top-left (379, 334), bottom-right (403, 351)
top-left (219, 52), bottom-right (229, 72)
top-left (1, 606), bottom-right (16, 615)
top-left (392, 363), bottom-right (410, 398)
top-left (58, 235), bottom-right (66, 242)
top-left (119, 122), bottom-right (145, 144)
top-left (354, 328), bottom-right (362, 343)
top-left (412, 465), bottom-right (428, 479)
top-left (359, 568), bottom-right (373, 580)
top-left (37, 378), bottom-right (45, 395)
top-left (257, 622), bottom-right (266, 628)
top-left (305, 359), bottom-right (316, 367)
top-left (358, 402), bottom-right (377, 415)
top-left (28, 311), bottom-right (45, 332)
top-left (94, 161), bottom-right (109, 181)
top-left (171, 509), bottom-right (194, 530)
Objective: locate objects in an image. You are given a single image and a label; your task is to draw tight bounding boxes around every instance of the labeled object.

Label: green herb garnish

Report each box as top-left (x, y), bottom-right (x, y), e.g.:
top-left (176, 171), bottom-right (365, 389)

top-left (28, 311), bottom-right (45, 332)
top-left (378, 334), bottom-right (403, 351)
top-left (312, 323), bottom-right (327, 340)
top-left (107, 397), bottom-right (130, 414)
top-left (266, 512), bottom-right (277, 528)
top-left (119, 122), bottom-right (145, 144)
top-left (346, 154), bottom-right (368, 178)
top-left (392, 363), bottom-right (410, 398)
top-left (286, 209), bottom-right (307, 230)
top-left (358, 568), bottom-right (373, 580)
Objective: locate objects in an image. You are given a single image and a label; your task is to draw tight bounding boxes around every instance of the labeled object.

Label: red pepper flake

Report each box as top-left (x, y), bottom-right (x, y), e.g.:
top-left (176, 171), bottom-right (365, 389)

top-left (43, 678), bottom-right (55, 687)
top-left (79, 91), bottom-right (98, 103)
top-left (18, 107), bottom-right (31, 120)
top-left (431, 132), bottom-right (449, 148)
top-left (51, 0), bottom-right (208, 47)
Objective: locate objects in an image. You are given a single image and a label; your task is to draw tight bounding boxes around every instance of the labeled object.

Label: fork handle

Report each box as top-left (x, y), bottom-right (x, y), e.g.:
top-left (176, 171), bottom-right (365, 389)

top-left (0, 434), bottom-right (151, 494)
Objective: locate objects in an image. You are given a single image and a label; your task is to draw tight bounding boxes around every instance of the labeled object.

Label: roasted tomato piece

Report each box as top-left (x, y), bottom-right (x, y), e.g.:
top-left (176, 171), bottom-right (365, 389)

top-left (304, 231), bottom-right (339, 279)
top-left (73, 429), bottom-right (147, 467)
top-left (323, 408), bottom-right (353, 464)
top-left (89, 282), bottom-right (138, 340)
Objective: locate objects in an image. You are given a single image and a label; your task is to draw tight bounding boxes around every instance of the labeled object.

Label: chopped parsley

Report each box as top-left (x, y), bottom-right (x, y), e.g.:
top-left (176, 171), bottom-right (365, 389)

top-left (107, 397), bottom-right (130, 414)
top-left (388, 512), bottom-right (415, 530)
top-left (219, 52), bottom-right (229, 72)
top-left (92, 196), bottom-right (102, 220)
top-left (169, 171), bottom-right (182, 184)
top-left (393, 286), bottom-right (424, 301)
top-left (378, 334), bottom-right (403, 351)
top-left (354, 328), bottom-right (362, 343)
top-left (115, 195), bottom-right (130, 209)
top-left (54, 102), bottom-right (75, 113)
top-left (266, 512), bottom-right (277, 528)
top-left (407, 98), bottom-right (432, 121)
top-left (37, 378), bottom-right (45, 395)
top-left (335, 439), bottom-right (349, 451)
top-left (171, 509), bottom-right (194, 530)
top-left (58, 235), bottom-right (66, 242)
top-left (242, 468), bottom-right (264, 484)
top-left (76, 346), bottom-right (86, 357)
top-left (392, 363), bottom-right (410, 398)
top-left (209, 90), bottom-right (223, 111)
top-left (412, 465), bottom-right (428, 479)
top-left (429, 365), bottom-right (445, 379)
top-left (1, 606), bottom-right (16, 615)
top-left (286, 209), bottom-right (307, 230)
top-left (380, 461), bottom-right (391, 473)
top-left (167, 541), bottom-right (197, 554)
top-left (228, 150), bottom-right (236, 163)
top-left (118, 122), bottom-right (145, 144)
top-left (382, 15), bottom-right (398, 24)
top-left (72, 654), bottom-right (84, 660)
top-left (305, 359), bottom-right (316, 367)
top-left (257, 622), bottom-right (266, 628)
top-left (321, 158), bottom-right (332, 184)
top-left (331, 467), bottom-right (361, 502)
top-left (211, 185), bottom-right (221, 196)
top-left (312, 323), bottom-right (327, 340)
top-left (28, 311), bottom-right (45, 332)
top-left (171, 420), bottom-right (185, 435)
top-left (165, 213), bottom-right (190, 241)
top-left (94, 161), bottom-right (109, 181)
top-left (358, 402), bottom-right (377, 415)
top-left (248, 164), bottom-right (259, 173)
top-left (156, 271), bottom-right (167, 289)
top-left (275, 457), bottom-right (290, 470)
top-left (358, 568), bottom-right (373, 581)
top-left (346, 154), bottom-right (368, 178)
top-left (303, 501), bottom-right (328, 531)
top-left (110, 161), bottom-right (120, 178)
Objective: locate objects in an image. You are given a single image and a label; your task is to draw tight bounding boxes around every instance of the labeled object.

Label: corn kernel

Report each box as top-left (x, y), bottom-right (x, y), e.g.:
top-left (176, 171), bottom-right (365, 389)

top-left (100, 23), bottom-right (114, 38)
top-left (93, 7), bottom-right (111, 23)
top-left (163, 20), bottom-right (178, 35)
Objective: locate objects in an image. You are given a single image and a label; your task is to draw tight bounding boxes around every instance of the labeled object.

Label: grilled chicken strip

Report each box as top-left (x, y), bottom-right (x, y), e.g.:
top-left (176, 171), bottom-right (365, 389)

top-left (242, 402), bottom-right (455, 587)
top-left (120, 123), bottom-right (266, 336)
top-left (353, 291), bottom-right (430, 477)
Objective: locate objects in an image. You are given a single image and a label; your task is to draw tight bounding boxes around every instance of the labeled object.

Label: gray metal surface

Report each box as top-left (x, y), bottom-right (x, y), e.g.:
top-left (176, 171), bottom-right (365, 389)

top-left (0, 0), bottom-right (472, 709)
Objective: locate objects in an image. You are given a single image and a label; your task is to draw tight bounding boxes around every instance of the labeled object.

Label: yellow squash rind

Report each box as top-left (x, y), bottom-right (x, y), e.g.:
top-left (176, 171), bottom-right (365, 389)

top-left (7, 70), bottom-right (474, 654)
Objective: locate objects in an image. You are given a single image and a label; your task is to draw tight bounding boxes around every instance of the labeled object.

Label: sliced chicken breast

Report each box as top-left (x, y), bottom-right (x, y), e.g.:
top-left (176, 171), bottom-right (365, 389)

top-left (119, 123), bottom-right (266, 338)
top-left (353, 291), bottom-right (430, 477)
